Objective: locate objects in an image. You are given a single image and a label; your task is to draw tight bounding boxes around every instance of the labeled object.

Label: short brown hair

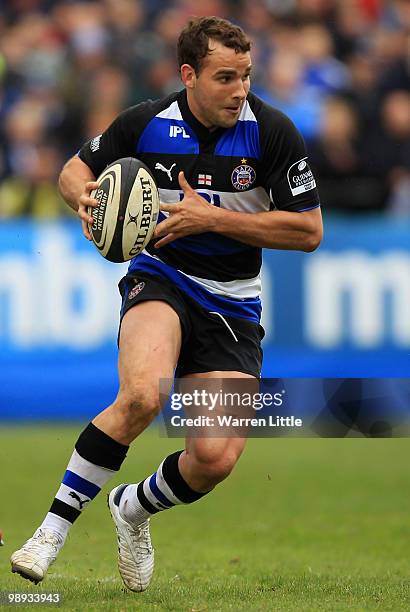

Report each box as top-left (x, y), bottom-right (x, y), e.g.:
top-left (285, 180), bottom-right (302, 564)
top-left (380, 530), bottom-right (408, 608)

top-left (177, 16), bottom-right (251, 74)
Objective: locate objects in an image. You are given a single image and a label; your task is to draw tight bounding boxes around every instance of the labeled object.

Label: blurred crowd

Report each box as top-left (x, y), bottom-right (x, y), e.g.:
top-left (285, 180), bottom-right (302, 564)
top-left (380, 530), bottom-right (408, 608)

top-left (0, 0), bottom-right (409, 219)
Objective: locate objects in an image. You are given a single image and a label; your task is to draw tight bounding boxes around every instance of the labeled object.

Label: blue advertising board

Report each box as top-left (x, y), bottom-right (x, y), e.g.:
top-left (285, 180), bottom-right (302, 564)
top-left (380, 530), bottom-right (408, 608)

top-left (0, 217), bottom-right (409, 420)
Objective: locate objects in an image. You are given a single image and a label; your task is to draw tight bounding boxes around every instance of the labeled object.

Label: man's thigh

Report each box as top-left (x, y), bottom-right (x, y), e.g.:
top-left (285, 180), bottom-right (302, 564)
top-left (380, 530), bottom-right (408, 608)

top-left (93, 300), bottom-right (182, 443)
top-left (117, 272), bottom-right (189, 386)
top-left (118, 301), bottom-right (182, 387)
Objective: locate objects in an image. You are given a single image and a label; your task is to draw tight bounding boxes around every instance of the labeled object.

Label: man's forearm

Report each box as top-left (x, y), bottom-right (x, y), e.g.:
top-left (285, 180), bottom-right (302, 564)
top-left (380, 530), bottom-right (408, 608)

top-left (58, 156), bottom-right (96, 212)
top-left (211, 206), bottom-right (322, 252)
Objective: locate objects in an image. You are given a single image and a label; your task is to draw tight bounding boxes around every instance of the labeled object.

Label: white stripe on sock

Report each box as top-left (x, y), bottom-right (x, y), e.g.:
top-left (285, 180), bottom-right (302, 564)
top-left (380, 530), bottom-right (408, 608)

top-left (68, 449), bottom-right (115, 487)
top-left (40, 512), bottom-right (71, 541)
top-left (118, 485), bottom-right (151, 526)
top-left (55, 483), bottom-right (91, 511)
top-left (143, 478), bottom-right (164, 509)
top-left (157, 461), bottom-right (183, 505)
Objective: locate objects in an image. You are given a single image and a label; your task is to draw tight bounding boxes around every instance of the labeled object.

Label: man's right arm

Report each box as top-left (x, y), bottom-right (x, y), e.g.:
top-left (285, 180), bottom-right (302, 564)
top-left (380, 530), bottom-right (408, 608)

top-left (59, 99), bottom-right (159, 238)
top-left (58, 155), bottom-right (98, 240)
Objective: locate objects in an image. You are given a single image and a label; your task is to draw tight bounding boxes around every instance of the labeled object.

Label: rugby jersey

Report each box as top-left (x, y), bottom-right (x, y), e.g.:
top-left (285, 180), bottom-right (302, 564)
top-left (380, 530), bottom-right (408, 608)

top-left (78, 90), bottom-right (320, 323)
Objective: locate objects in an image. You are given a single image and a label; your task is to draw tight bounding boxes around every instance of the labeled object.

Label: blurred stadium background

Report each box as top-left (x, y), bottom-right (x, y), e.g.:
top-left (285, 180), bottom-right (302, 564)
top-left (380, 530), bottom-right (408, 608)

top-left (0, 0), bottom-right (409, 420)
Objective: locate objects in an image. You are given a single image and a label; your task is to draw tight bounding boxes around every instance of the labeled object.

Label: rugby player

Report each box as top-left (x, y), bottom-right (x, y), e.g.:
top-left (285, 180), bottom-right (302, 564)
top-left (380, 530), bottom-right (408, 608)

top-left (11, 16), bottom-right (322, 591)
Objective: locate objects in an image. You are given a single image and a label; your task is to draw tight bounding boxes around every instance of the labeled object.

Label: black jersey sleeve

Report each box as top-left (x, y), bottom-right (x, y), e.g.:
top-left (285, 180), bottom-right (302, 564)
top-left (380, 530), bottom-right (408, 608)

top-left (256, 97), bottom-right (320, 212)
top-left (77, 101), bottom-right (156, 177)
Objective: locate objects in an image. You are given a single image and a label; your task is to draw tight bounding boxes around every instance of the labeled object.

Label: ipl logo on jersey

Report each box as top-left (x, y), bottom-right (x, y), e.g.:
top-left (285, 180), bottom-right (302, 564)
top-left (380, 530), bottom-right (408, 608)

top-left (231, 161), bottom-right (256, 191)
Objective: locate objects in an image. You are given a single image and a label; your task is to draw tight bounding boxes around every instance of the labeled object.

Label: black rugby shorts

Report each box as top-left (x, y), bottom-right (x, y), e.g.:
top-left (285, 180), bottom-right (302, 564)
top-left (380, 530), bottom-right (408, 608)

top-left (118, 272), bottom-right (264, 378)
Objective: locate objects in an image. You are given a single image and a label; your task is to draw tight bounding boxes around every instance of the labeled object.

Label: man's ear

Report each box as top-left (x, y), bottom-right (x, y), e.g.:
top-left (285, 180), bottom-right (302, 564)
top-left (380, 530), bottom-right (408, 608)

top-left (180, 64), bottom-right (196, 89)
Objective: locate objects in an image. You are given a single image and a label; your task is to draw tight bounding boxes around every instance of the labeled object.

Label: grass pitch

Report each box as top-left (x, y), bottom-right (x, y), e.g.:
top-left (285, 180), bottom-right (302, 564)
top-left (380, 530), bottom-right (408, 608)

top-left (1, 426), bottom-right (410, 611)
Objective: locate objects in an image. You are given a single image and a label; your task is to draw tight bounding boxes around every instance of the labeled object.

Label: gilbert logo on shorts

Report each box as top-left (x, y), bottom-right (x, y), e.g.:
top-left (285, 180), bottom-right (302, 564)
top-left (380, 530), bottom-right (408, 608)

top-left (231, 159), bottom-right (256, 191)
top-left (128, 281), bottom-right (145, 300)
top-left (287, 158), bottom-right (316, 196)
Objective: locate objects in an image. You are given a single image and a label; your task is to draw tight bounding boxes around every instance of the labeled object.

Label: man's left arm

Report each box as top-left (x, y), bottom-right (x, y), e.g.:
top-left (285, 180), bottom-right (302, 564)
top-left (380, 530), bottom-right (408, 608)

top-left (211, 205), bottom-right (322, 252)
top-left (154, 171), bottom-right (322, 252)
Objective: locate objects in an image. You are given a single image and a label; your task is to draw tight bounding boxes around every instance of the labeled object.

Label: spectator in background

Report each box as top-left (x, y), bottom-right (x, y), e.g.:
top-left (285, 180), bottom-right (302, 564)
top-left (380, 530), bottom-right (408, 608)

top-left (380, 0), bottom-right (410, 31)
top-left (366, 90), bottom-right (410, 214)
top-left (298, 22), bottom-right (350, 94)
top-left (253, 50), bottom-right (323, 141)
top-left (344, 52), bottom-right (380, 132)
top-left (376, 25), bottom-right (410, 95)
top-left (4, 97), bottom-right (48, 177)
top-left (309, 96), bottom-right (387, 212)
top-left (103, 0), bottom-right (146, 70)
top-left (0, 141), bottom-right (69, 218)
top-left (81, 65), bottom-right (131, 139)
top-left (332, 0), bottom-right (380, 60)
top-left (0, 92), bottom-right (71, 218)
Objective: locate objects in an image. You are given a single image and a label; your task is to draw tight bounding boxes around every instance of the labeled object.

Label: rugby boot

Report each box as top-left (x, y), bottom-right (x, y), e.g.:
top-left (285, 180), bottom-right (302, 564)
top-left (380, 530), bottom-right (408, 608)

top-left (11, 528), bottom-right (63, 584)
top-left (108, 484), bottom-right (154, 592)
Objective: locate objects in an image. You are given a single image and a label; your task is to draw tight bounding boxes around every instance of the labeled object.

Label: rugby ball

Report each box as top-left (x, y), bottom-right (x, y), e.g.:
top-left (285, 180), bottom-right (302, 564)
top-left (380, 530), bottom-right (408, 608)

top-left (88, 157), bottom-right (159, 263)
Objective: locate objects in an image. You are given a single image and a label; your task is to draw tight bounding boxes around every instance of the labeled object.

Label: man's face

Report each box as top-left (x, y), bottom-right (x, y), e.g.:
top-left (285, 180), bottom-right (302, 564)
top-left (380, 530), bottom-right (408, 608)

top-left (183, 40), bottom-right (252, 130)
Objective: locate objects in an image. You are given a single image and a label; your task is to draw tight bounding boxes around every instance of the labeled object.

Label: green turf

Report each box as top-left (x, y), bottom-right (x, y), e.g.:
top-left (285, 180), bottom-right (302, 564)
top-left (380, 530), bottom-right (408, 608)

top-left (1, 426), bottom-right (410, 611)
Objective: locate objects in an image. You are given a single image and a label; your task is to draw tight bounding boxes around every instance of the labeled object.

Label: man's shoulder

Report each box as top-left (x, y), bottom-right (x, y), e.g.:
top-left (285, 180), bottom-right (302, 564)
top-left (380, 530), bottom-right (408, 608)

top-left (119, 91), bottom-right (183, 127)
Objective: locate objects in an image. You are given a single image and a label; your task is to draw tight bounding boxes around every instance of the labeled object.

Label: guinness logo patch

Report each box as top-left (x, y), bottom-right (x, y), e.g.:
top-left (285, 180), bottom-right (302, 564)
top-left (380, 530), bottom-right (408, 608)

top-left (287, 157), bottom-right (316, 196)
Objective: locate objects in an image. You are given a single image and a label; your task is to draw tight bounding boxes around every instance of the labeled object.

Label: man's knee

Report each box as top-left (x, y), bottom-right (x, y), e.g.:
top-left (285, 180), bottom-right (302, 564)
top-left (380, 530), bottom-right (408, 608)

top-left (189, 444), bottom-right (241, 485)
top-left (115, 383), bottom-right (161, 428)
top-left (201, 455), bottom-right (237, 484)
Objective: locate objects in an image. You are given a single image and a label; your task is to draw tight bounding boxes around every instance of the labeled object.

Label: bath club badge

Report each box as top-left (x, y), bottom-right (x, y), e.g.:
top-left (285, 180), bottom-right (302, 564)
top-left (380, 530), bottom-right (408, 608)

top-left (231, 158), bottom-right (256, 191)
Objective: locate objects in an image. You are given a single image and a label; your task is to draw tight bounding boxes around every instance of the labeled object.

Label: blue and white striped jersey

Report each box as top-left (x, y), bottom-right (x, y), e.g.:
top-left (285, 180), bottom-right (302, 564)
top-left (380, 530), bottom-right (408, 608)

top-left (79, 89), bottom-right (320, 323)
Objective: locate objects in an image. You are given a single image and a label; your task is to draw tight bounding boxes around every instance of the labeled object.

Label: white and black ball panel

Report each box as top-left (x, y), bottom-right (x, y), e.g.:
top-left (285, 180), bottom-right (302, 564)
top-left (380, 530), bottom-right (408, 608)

top-left (88, 157), bottom-right (159, 263)
top-left (122, 165), bottom-right (159, 260)
top-left (88, 162), bottom-right (121, 259)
